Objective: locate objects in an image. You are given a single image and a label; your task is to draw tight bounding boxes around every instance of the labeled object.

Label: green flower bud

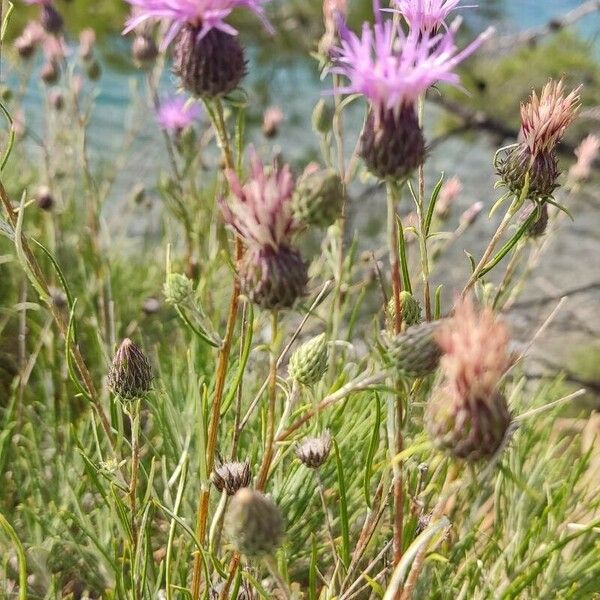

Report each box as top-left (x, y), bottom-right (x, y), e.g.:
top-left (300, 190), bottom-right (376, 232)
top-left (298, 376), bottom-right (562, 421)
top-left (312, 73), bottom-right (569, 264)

top-left (292, 168), bottom-right (343, 228)
top-left (386, 291), bottom-right (422, 330)
top-left (226, 488), bottom-right (284, 558)
top-left (163, 273), bottom-right (194, 306)
top-left (288, 333), bottom-right (328, 386)
top-left (312, 99), bottom-right (334, 135)
top-left (380, 321), bottom-right (441, 378)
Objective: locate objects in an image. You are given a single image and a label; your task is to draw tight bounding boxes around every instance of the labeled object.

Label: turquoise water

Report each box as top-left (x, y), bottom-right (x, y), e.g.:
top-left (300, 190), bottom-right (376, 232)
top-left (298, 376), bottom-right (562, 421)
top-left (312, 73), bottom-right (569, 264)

top-left (14, 0), bottom-right (600, 200)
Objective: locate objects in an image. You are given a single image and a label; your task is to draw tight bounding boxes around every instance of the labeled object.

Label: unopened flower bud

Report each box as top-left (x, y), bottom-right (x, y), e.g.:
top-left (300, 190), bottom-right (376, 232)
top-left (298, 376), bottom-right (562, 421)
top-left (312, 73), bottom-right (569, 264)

top-left (381, 321), bottom-right (442, 378)
top-left (85, 59), bottom-right (102, 81)
top-left (107, 338), bottom-right (152, 400)
top-left (163, 273), bottom-right (194, 306)
top-left (312, 99), bottom-right (333, 135)
top-left (79, 28), bottom-right (96, 61)
top-left (49, 89), bottom-right (64, 111)
top-left (226, 488), bottom-right (284, 557)
top-left (295, 431), bottom-right (331, 469)
top-left (292, 168), bottom-right (343, 228)
top-left (132, 34), bottom-right (158, 67)
top-left (262, 106), bottom-right (283, 138)
top-left (212, 460), bottom-right (252, 495)
top-left (173, 26), bottom-right (246, 98)
top-left (288, 333), bottom-right (328, 385)
top-left (386, 291), bottom-right (422, 330)
top-left (40, 61), bottom-right (60, 85)
top-left (35, 186), bottom-right (55, 211)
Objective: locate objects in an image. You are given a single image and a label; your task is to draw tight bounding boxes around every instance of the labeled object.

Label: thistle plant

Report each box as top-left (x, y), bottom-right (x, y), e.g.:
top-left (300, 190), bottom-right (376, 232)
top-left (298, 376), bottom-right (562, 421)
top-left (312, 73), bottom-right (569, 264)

top-left (0, 1), bottom-right (598, 600)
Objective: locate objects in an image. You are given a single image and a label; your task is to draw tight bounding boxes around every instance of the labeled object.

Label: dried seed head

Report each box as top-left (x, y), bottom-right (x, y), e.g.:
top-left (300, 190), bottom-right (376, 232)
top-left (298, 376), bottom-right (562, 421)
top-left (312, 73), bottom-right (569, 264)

top-left (288, 333), bottom-right (329, 386)
top-left (292, 167), bottom-right (343, 228)
top-left (386, 291), bottom-right (422, 330)
top-left (163, 273), bottom-right (194, 306)
top-left (226, 488), bottom-right (284, 557)
top-left (173, 25), bottom-right (246, 98)
top-left (212, 460), bottom-right (252, 496)
top-left (295, 431), bottom-right (332, 469)
top-left (381, 321), bottom-right (442, 378)
top-left (107, 338), bottom-right (152, 400)
top-left (360, 105), bottom-right (426, 180)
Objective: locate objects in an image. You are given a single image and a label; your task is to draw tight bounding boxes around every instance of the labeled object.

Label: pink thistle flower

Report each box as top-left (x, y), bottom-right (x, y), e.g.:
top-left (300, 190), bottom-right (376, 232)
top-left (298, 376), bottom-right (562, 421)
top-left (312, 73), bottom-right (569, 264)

top-left (262, 105), bottom-right (283, 138)
top-left (394, 0), bottom-right (462, 33)
top-left (427, 297), bottom-right (513, 461)
top-left (123, 0), bottom-right (273, 49)
top-left (331, 3), bottom-right (493, 114)
top-left (569, 134), bottom-right (599, 182)
top-left (219, 149), bottom-right (307, 309)
top-left (436, 297), bottom-right (512, 402)
top-left (156, 96), bottom-right (201, 132)
top-left (220, 150), bottom-right (297, 251)
top-left (497, 80), bottom-right (581, 200)
top-left (436, 175), bottom-right (462, 218)
top-left (519, 80), bottom-right (581, 157)
top-left (79, 27), bottom-right (96, 60)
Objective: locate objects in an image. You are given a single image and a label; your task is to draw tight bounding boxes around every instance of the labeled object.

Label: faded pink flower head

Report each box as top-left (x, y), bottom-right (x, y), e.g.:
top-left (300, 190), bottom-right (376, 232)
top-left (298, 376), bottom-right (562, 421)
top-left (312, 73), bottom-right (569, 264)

top-left (436, 175), bottom-right (462, 217)
top-left (331, 1), bottom-right (493, 113)
top-left (459, 200), bottom-right (483, 227)
top-left (569, 134), bottom-right (599, 182)
top-left (219, 149), bottom-right (297, 251)
top-left (156, 96), bottom-right (202, 131)
top-left (519, 80), bottom-right (581, 157)
top-left (79, 27), bottom-right (96, 59)
top-left (123, 0), bottom-right (273, 49)
top-left (394, 0), bottom-right (462, 33)
top-left (437, 297), bottom-right (512, 402)
top-left (262, 106), bottom-right (283, 137)
top-left (324, 0), bottom-right (347, 35)
top-left (42, 33), bottom-right (67, 62)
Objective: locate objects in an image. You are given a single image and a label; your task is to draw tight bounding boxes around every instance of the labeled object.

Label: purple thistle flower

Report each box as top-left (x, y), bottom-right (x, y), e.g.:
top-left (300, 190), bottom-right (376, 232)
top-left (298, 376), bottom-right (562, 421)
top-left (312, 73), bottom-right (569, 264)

top-left (394, 0), bottom-right (463, 33)
top-left (156, 96), bottom-right (201, 132)
top-left (123, 0), bottom-right (273, 49)
top-left (331, 4), bottom-right (493, 114)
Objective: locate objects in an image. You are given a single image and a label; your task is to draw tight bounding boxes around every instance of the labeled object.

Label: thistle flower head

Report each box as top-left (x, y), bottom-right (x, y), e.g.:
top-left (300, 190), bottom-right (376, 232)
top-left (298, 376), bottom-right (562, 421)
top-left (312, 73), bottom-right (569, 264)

top-left (107, 338), bottom-right (152, 400)
top-left (394, 0), bottom-right (462, 33)
top-left (212, 460), bottom-right (252, 495)
top-left (331, 2), bottom-right (493, 114)
top-left (436, 297), bottom-right (512, 402)
top-left (519, 80), bottom-right (581, 157)
top-left (295, 431), bottom-right (332, 469)
top-left (226, 488), bottom-right (284, 557)
top-left (220, 150), bottom-right (307, 309)
top-left (156, 96), bottom-right (201, 132)
top-left (123, 0), bottom-right (273, 49)
top-left (219, 150), bottom-right (297, 251)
